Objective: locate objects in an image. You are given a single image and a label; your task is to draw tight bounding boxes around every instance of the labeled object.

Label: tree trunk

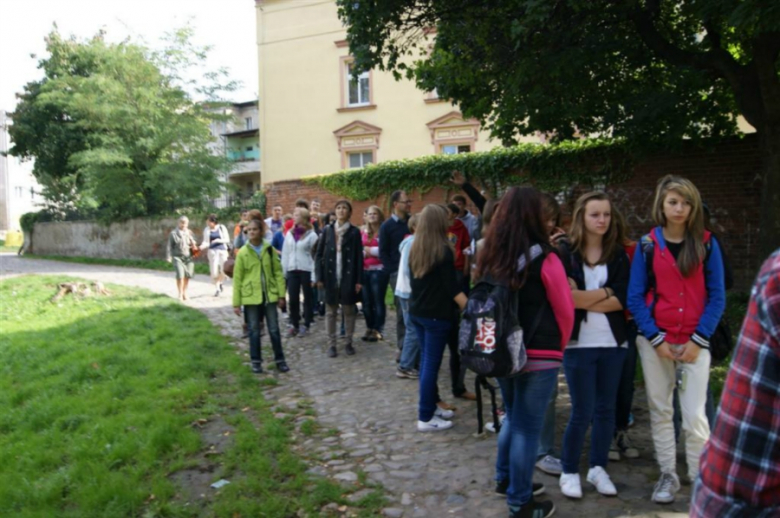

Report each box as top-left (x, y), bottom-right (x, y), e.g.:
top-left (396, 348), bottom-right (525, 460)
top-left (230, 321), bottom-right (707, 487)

top-left (759, 124), bottom-right (780, 261)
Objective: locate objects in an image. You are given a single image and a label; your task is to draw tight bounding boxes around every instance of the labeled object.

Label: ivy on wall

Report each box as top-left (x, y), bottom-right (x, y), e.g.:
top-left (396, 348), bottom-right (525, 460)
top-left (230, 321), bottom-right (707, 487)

top-left (304, 139), bottom-right (634, 200)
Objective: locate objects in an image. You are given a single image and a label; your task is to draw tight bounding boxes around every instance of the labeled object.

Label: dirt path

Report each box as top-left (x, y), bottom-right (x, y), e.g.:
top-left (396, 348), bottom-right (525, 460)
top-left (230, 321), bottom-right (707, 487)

top-left (1, 254), bottom-right (692, 517)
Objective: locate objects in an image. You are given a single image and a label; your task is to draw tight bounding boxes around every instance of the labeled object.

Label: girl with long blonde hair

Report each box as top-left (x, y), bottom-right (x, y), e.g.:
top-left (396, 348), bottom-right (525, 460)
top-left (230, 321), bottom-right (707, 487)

top-left (627, 175), bottom-right (726, 505)
top-left (408, 205), bottom-right (467, 432)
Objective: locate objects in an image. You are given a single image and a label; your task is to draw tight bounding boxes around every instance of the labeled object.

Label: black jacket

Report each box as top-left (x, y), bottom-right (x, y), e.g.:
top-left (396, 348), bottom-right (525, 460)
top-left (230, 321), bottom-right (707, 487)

top-left (563, 244), bottom-right (630, 345)
top-left (315, 223), bottom-right (364, 306)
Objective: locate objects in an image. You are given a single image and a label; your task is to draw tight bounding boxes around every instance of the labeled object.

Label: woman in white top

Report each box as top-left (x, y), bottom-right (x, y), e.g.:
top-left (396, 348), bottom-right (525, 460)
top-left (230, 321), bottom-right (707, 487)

top-left (558, 192), bottom-right (631, 499)
top-left (281, 208), bottom-right (319, 337)
top-left (200, 214), bottom-right (231, 296)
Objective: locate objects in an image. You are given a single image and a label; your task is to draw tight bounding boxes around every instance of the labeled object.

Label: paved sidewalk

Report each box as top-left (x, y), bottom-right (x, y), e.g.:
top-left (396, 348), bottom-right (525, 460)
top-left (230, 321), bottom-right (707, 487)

top-left (1, 254), bottom-right (692, 518)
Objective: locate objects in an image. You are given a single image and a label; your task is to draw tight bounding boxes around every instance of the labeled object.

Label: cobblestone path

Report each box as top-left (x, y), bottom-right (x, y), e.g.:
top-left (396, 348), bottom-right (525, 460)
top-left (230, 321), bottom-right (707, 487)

top-left (1, 254), bottom-right (692, 518)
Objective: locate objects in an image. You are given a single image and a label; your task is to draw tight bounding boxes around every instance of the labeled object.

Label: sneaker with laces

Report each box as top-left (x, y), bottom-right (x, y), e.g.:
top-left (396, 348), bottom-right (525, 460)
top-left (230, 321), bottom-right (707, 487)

top-left (298, 325), bottom-right (308, 337)
top-left (608, 437), bottom-right (621, 461)
top-left (616, 430), bottom-right (639, 459)
top-left (434, 407), bottom-right (454, 419)
top-left (559, 473), bottom-right (582, 499)
top-left (417, 415), bottom-right (454, 432)
top-left (586, 466), bottom-right (617, 496)
top-left (535, 455), bottom-right (563, 476)
top-left (250, 362), bottom-right (263, 374)
top-left (509, 499), bottom-right (555, 518)
top-left (276, 361), bottom-right (290, 373)
top-left (652, 472), bottom-right (680, 504)
top-left (395, 367), bottom-right (419, 379)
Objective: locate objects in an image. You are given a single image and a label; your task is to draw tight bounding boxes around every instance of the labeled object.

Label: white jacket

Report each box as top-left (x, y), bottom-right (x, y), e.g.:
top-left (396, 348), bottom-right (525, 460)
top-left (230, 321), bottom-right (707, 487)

top-left (281, 228), bottom-right (318, 275)
top-left (200, 224), bottom-right (230, 250)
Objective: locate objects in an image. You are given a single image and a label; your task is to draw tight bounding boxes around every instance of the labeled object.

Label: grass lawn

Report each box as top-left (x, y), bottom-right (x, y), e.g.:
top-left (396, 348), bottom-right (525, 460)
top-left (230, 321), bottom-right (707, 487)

top-left (23, 254), bottom-right (211, 276)
top-left (0, 276), bottom-right (382, 517)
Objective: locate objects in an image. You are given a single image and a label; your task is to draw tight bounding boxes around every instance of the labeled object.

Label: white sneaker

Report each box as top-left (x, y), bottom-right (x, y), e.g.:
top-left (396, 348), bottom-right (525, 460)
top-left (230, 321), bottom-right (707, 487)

top-left (434, 407), bottom-right (454, 419)
top-left (559, 473), bottom-right (582, 499)
top-left (417, 415), bottom-right (454, 432)
top-left (586, 466), bottom-right (617, 496)
top-left (652, 472), bottom-right (680, 504)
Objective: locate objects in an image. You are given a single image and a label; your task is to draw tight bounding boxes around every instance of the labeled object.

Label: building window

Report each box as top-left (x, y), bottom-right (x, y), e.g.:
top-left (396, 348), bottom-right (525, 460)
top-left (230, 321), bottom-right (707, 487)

top-left (441, 144), bottom-right (472, 155)
top-left (347, 64), bottom-right (370, 106)
top-left (348, 151), bottom-right (374, 168)
top-left (245, 117), bottom-right (253, 130)
top-left (14, 186), bottom-right (23, 198)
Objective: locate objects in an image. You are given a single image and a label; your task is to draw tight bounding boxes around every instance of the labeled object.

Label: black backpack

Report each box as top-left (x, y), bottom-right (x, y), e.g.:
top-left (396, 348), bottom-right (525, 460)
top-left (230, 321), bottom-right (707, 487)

top-left (459, 245), bottom-right (544, 378)
top-left (640, 235), bottom-right (733, 364)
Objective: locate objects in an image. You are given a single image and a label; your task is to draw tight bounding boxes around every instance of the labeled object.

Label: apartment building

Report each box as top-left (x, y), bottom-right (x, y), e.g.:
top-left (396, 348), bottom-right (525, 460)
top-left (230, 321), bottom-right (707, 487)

top-left (208, 101), bottom-right (261, 206)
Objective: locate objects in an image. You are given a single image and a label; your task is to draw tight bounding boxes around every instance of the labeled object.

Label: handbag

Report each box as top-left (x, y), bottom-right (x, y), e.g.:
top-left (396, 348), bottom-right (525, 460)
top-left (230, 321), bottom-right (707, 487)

top-left (223, 257), bottom-right (235, 278)
top-left (187, 232), bottom-right (201, 258)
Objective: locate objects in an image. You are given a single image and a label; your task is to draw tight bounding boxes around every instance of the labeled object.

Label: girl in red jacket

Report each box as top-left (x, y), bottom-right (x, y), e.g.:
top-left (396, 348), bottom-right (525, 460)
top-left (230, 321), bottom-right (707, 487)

top-left (627, 175), bottom-right (726, 505)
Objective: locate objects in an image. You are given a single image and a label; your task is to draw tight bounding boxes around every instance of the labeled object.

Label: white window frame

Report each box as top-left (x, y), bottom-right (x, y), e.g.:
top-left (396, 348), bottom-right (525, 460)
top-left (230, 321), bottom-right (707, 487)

top-left (346, 64), bottom-right (371, 107)
top-left (441, 143), bottom-right (472, 155)
top-left (347, 150), bottom-right (374, 168)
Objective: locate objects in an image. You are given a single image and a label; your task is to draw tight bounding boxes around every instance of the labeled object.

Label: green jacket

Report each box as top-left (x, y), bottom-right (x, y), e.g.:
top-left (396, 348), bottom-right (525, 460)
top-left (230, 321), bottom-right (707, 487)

top-left (232, 241), bottom-right (286, 307)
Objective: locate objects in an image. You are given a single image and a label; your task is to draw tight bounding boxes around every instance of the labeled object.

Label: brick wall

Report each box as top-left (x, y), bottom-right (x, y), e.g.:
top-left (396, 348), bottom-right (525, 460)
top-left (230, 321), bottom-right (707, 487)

top-left (264, 135), bottom-right (763, 291)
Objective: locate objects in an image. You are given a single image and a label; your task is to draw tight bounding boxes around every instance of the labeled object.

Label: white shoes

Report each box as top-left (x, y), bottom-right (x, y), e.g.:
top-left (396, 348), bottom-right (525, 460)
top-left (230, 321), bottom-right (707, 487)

top-left (586, 466), bottom-right (617, 496)
top-left (417, 415), bottom-right (453, 432)
top-left (434, 406), bottom-right (455, 419)
top-left (652, 472), bottom-right (681, 504)
top-left (559, 473), bottom-right (582, 499)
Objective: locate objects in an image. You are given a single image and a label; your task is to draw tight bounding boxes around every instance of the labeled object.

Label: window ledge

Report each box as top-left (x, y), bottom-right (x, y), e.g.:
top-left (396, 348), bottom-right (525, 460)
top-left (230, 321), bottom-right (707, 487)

top-left (424, 98), bottom-right (446, 104)
top-left (337, 104), bottom-right (377, 113)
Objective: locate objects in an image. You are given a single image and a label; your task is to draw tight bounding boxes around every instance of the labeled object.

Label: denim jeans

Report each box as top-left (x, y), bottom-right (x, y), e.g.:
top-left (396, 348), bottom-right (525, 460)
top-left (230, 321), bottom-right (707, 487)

top-left (537, 376), bottom-right (559, 458)
top-left (287, 270), bottom-right (313, 329)
top-left (561, 347), bottom-right (626, 474)
top-left (615, 321), bottom-right (638, 431)
top-left (398, 298), bottom-right (420, 371)
top-left (389, 270), bottom-right (406, 350)
top-left (245, 303), bottom-right (285, 364)
top-left (496, 368), bottom-right (558, 507)
top-left (410, 314), bottom-right (452, 422)
top-left (362, 269), bottom-right (389, 333)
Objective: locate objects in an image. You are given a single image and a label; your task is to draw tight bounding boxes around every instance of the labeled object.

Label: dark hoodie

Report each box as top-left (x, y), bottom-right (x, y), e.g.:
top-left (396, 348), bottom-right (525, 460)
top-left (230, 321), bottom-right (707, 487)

top-left (447, 219), bottom-right (471, 270)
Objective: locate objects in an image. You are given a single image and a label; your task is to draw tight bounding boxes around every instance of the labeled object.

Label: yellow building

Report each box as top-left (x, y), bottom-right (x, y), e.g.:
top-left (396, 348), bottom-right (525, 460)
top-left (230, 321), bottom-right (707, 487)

top-left (255, 0), bottom-right (539, 186)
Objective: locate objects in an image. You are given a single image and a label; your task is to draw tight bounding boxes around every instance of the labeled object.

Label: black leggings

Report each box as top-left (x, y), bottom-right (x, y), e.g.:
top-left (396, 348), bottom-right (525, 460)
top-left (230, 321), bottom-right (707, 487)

top-left (287, 270), bottom-right (313, 329)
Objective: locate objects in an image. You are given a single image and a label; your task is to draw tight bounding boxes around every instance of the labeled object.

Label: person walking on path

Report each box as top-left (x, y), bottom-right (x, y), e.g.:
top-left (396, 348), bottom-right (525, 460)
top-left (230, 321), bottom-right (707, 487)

top-left (558, 192), bottom-right (630, 500)
top-left (380, 190), bottom-right (412, 359)
top-left (232, 218), bottom-right (289, 374)
top-left (627, 175), bottom-right (726, 505)
top-left (282, 208), bottom-right (319, 337)
top-left (316, 200), bottom-right (364, 358)
top-left (476, 187), bottom-right (574, 518)
top-left (361, 205), bottom-right (388, 343)
top-left (409, 204), bottom-right (467, 432)
top-left (690, 247), bottom-right (780, 518)
top-left (166, 215), bottom-right (198, 301)
top-left (200, 214), bottom-right (231, 297)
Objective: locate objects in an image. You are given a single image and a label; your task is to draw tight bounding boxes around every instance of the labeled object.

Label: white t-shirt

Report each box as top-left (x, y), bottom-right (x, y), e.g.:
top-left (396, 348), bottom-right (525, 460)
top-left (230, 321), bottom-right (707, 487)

top-left (570, 264), bottom-right (622, 348)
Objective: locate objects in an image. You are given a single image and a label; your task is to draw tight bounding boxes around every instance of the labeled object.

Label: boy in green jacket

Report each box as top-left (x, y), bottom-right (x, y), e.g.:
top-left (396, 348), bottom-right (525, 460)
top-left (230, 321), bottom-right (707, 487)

top-left (233, 219), bottom-right (289, 374)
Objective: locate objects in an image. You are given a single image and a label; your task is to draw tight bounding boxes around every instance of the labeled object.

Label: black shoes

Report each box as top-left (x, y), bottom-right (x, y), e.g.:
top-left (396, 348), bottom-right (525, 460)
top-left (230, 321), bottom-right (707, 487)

top-left (251, 362), bottom-right (263, 374)
top-left (327, 346), bottom-right (337, 358)
top-left (276, 361), bottom-right (290, 373)
top-left (345, 344), bottom-right (356, 356)
top-left (509, 500), bottom-right (555, 518)
top-left (495, 480), bottom-right (545, 497)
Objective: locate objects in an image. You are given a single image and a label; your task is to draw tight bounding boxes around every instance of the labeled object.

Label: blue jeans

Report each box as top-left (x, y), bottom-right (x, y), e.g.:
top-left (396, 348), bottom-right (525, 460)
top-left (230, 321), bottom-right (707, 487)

top-left (245, 303), bottom-right (285, 364)
top-left (496, 368), bottom-right (558, 507)
top-left (410, 315), bottom-right (452, 422)
top-left (362, 269), bottom-right (389, 333)
top-left (537, 377), bottom-right (559, 458)
top-left (561, 347), bottom-right (626, 474)
top-left (398, 298), bottom-right (420, 371)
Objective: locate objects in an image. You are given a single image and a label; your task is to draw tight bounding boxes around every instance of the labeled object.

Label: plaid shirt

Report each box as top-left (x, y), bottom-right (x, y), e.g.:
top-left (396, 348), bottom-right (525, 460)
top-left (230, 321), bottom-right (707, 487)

top-left (691, 248), bottom-right (780, 518)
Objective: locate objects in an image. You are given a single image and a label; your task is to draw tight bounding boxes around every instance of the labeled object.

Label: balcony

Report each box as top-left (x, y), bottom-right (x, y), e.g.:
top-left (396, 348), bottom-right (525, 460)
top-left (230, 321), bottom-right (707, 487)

top-left (227, 149), bottom-right (260, 162)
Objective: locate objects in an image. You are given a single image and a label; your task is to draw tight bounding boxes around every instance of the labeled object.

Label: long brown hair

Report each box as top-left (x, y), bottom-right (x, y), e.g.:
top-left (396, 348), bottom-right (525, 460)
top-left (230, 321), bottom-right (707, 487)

top-left (410, 205), bottom-right (452, 278)
top-left (651, 175), bottom-right (706, 277)
top-left (475, 187), bottom-right (550, 289)
top-left (295, 208), bottom-right (313, 230)
top-left (568, 191), bottom-right (620, 266)
top-left (365, 205), bottom-right (385, 239)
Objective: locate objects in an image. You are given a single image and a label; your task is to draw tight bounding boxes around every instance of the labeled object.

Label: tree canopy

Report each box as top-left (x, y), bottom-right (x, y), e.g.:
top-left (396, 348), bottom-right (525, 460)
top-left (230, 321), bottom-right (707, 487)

top-left (9, 27), bottom-right (237, 221)
top-left (337, 0), bottom-right (780, 257)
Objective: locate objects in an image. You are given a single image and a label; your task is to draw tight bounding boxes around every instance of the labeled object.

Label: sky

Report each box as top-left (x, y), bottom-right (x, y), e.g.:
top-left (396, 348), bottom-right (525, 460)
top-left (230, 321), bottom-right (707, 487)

top-left (0, 0), bottom-right (259, 112)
